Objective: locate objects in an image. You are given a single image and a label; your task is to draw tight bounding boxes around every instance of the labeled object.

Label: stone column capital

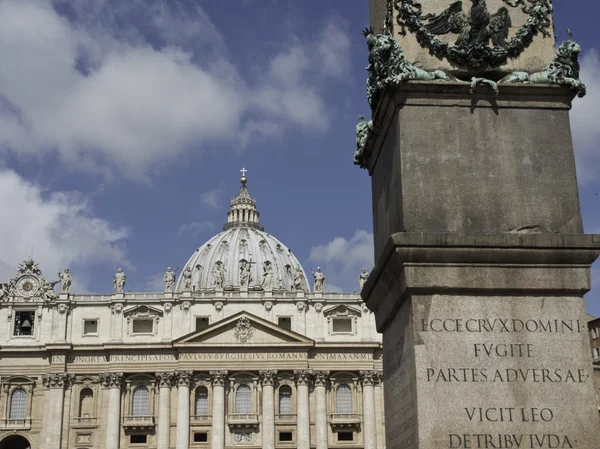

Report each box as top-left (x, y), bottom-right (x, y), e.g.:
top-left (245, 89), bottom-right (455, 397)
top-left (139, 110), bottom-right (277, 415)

top-left (293, 369), bottom-right (313, 386)
top-left (313, 370), bottom-right (330, 387)
top-left (156, 371), bottom-right (176, 388)
top-left (100, 372), bottom-right (124, 389)
top-left (42, 372), bottom-right (72, 389)
top-left (210, 370), bottom-right (228, 387)
top-left (176, 371), bottom-right (193, 387)
top-left (259, 370), bottom-right (278, 386)
top-left (359, 370), bottom-right (378, 386)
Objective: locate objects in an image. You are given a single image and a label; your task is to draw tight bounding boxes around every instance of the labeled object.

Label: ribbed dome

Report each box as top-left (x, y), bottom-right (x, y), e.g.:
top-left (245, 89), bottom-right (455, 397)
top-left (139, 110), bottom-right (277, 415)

top-left (175, 171), bottom-right (310, 293)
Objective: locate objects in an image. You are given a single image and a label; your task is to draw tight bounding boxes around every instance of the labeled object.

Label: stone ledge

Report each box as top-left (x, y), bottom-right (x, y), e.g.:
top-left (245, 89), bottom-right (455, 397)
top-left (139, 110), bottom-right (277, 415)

top-left (362, 232), bottom-right (600, 332)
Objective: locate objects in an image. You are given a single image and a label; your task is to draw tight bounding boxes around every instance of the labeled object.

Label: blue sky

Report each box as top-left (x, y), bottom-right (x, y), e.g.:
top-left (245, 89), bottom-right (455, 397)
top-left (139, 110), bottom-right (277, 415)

top-left (0, 0), bottom-right (598, 313)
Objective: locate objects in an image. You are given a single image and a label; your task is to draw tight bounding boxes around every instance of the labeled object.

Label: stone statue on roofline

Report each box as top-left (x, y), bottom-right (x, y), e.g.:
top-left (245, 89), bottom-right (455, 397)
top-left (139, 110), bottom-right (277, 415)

top-left (359, 268), bottom-right (369, 292)
top-left (163, 267), bottom-right (176, 293)
top-left (312, 267), bottom-right (325, 293)
top-left (181, 266), bottom-right (193, 292)
top-left (114, 268), bottom-right (126, 293)
top-left (58, 269), bottom-right (72, 294)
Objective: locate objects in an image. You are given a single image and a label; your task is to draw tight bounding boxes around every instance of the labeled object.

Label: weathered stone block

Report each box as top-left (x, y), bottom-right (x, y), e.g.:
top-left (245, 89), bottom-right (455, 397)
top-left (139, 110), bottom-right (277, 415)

top-left (362, 83), bottom-right (582, 261)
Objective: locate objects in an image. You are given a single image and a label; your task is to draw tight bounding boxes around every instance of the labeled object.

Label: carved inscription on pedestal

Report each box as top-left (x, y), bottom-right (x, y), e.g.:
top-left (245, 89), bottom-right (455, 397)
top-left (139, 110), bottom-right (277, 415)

top-left (411, 295), bottom-right (598, 449)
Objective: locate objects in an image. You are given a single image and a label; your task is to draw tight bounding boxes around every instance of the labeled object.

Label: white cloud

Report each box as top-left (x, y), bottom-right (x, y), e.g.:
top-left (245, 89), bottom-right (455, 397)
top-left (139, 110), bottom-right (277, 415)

top-left (317, 20), bottom-right (352, 79)
top-left (308, 230), bottom-right (374, 292)
top-left (0, 169), bottom-right (129, 290)
top-left (141, 271), bottom-right (167, 292)
top-left (571, 49), bottom-right (600, 185)
top-left (0, 1), bottom-right (348, 179)
top-left (177, 221), bottom-right (214, 237)
top-left (200, 184), bottom-right (227, 209)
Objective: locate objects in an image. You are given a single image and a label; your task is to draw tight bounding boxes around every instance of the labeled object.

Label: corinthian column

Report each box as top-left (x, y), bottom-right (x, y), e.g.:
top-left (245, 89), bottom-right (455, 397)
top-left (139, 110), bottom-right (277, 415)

top-left (100, 373), bottom-right (124, 449)
top-left (294, 370), bottom-right (312, 449)
top-left (176, 371), bottom-right (193, 449)
top-left (374, 372), bottom-right (384, 449)
top-left (210, 370), bottom-right (228, 449)
top-left (313, 371), bottom-right (329, 449)
top-left (360, 371), bottom-right (377, 449)
top-left (259, 370), bottom-right (277, 449)
top-left (156, 372), bottom-right (175, 449)
top-left (42, 373), bottom-right (71, 449)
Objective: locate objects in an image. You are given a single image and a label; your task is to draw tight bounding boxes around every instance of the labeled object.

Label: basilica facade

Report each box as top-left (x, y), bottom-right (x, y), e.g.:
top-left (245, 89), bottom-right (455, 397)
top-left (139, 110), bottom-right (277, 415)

top-left (0, 174), bottom-right (383, 449)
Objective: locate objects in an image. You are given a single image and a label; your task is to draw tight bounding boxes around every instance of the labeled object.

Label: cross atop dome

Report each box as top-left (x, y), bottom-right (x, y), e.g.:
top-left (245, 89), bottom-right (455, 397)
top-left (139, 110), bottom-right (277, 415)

top-left (224, 167), bottom-right (263, 231)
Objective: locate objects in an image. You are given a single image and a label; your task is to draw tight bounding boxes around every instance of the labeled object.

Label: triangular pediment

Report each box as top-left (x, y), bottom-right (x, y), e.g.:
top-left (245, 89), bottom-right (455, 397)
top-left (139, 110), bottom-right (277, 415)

top-left (173, 311), bottom-right (314, 347)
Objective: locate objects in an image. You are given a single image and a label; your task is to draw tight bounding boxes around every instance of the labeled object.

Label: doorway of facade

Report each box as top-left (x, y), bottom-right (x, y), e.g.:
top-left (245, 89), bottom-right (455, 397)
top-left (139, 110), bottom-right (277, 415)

top-left (0, 434), bottom-right (31, 449)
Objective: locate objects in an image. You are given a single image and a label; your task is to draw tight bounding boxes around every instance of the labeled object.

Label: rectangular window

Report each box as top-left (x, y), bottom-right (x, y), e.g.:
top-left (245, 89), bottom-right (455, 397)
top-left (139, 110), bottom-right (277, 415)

top-left (594, 347), bottom-right (600, 358)
top-left (13, 311), bottom-right (35, 336)
top-left (194, 432), bottom-right (208, 443)
top-left (337, 432), bottom-right (353, 441)
top-left (83, 319), bottom-right (98, 335)
top-left (130, 434), bottom-right (147, 444)
top-left (132, 319), bottom-right (153, 334)
top-left (332, 318), bottom-right (352, 333)
top-left (593, 328), bottom-right (599, 339)
top-left (278, 317), bottom-right (291, 331)
top-left (196, 317), bottom-right (210, 331)
top-left (279, 432), bottom-right (293, 442)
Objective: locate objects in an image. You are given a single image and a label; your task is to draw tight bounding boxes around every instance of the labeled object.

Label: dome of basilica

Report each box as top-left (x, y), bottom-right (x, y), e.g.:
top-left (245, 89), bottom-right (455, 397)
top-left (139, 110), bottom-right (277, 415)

top-left (175, 172), bottom-right (310, 293)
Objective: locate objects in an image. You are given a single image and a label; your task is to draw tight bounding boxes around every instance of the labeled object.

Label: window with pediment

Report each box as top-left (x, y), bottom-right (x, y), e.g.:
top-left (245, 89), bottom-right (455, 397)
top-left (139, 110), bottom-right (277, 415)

top-left (195, 386), bottom-right (209, 415)
top-left (1, 377), bottom-right (35, 427)
top-left (324, 305), bottom-right (360, 336)
top-left (235, 384), bottom-right (252, 414)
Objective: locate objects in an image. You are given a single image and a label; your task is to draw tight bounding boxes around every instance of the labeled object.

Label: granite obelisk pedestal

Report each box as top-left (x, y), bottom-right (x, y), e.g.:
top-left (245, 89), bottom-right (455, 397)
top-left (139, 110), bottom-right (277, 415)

top-left (359, 1), bottom-right (600, 448)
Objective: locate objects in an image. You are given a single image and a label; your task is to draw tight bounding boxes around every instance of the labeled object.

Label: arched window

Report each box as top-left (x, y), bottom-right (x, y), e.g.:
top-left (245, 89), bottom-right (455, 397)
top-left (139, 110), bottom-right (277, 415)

top-left (335, 384), bottom-right (352, 414)
top-left (132, 386), bottom-right (150, 416)
top-left (195, 386), bottom-right (209, 415)
top-left (279, 385), bottom-right (292, 415)
top-left (79, 388), bottom-right (94, 418)
top-left (9, 388), bottom-right (27, 419)
top-left (235, 384), bottom-right (252, 414)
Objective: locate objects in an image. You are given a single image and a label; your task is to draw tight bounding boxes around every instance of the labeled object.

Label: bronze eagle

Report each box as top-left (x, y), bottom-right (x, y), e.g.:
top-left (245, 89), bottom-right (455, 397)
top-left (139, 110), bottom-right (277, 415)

top-left (424, 0), bottom-right (511, 48)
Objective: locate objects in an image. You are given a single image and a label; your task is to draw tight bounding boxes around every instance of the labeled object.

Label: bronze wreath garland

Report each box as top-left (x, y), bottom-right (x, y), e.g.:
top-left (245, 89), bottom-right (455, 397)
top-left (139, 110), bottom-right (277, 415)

top-left (393, 0), bottom-right (553, 69)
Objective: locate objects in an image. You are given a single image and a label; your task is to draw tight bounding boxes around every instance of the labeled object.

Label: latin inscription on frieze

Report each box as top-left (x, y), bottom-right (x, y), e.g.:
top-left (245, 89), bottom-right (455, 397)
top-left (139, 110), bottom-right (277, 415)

top-left (415, 303), bottom-right (594, 449)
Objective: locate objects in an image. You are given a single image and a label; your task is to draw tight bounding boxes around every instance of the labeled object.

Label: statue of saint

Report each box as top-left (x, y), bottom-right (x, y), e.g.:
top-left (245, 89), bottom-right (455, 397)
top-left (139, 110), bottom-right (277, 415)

top-left (114, 268), bottom-right (126, 293)
top-left (192, 264), bottom-right (202, 291)
top-left (358, 268), bottom-right (369, 291)
top-left (312, 267), bottom-right (325, 293)
top-left (58, 269), bottom-right (72, 293)
top-left (0, 283), bottom-right (9, 301)
top-left (182, 267), bottom-right (193, 292)
top-left (213, 261), bottom-right (225, 289)
top-left (261, 261), bottom-right (273, 291)
top-left (293, 266), bottom-right (306, 292)
top-left (163, 267), bottom-right (176, 292)
top-left (239, 259), bottom-right (252, 288)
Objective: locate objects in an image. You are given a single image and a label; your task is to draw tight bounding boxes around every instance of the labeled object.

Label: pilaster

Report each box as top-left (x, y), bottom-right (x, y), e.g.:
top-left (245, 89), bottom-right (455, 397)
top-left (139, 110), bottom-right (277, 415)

top-left (259, 370), bottom-right (277, 449)
top-left (313, 371), bottom-right (330, 449)
top-left (294, 370), bottom-right (312, 449)
top-left (210, 370), bottom-right (228, 449)
top-left (360, 371), bottom-right (377, 449)
top-left (100, 372), bottom-right (124, 449)
top-left (156, 372), bottom-right (175, 449)
top-left (176, 371), bottom-right (193, 449)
